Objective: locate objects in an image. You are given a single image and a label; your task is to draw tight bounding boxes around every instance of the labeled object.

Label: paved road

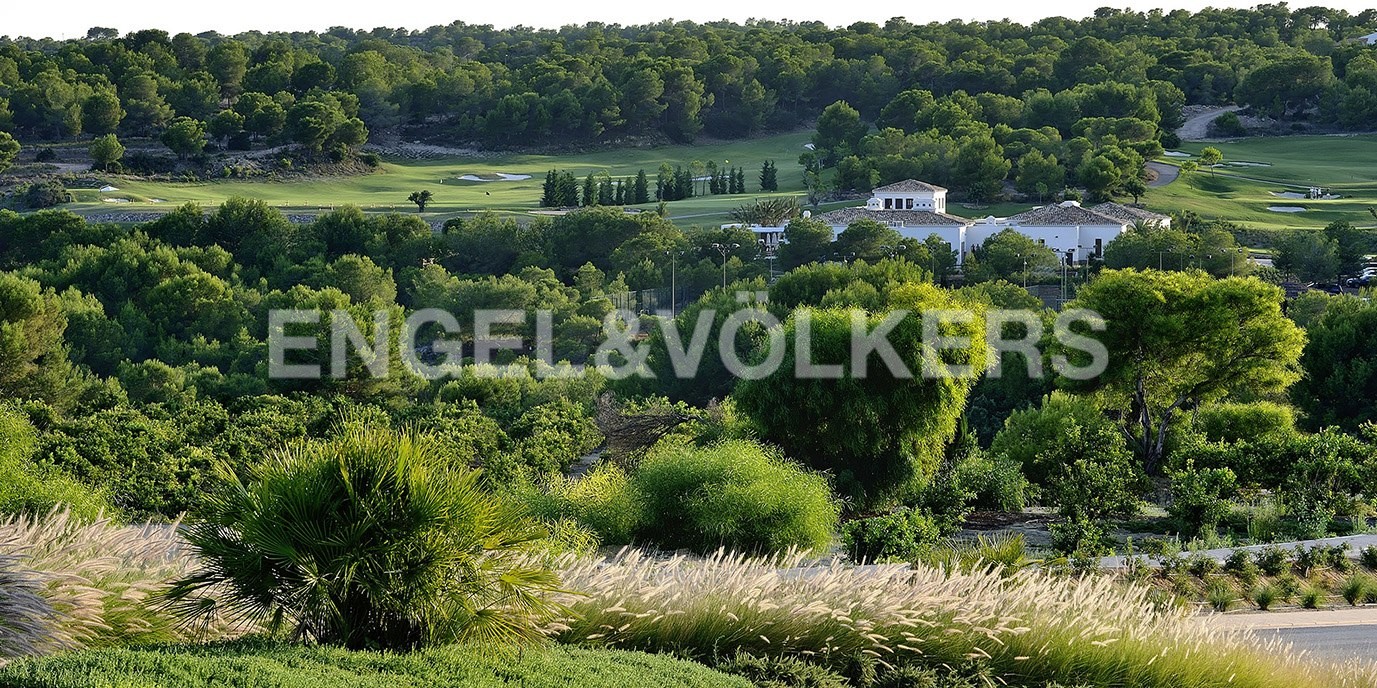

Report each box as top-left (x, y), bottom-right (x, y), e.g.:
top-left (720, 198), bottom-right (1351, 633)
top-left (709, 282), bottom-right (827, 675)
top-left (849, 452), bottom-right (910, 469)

top-left (1177, 105), bottom-right (1243, 141)
top-left (1209, 608), bottom-right (1377, 662)
top-left (1146, 161), bottom-right (1179, 187)
top-left (1261, 625), bottom-right (1377, 662)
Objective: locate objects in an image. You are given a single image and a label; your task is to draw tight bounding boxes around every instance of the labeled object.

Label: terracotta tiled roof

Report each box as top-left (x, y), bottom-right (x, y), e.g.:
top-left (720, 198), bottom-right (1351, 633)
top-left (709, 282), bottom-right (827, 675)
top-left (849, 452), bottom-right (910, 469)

top-left (871, 179), bottom-right (948, 193)
top-left (814, 207), bottom-right (970, 227)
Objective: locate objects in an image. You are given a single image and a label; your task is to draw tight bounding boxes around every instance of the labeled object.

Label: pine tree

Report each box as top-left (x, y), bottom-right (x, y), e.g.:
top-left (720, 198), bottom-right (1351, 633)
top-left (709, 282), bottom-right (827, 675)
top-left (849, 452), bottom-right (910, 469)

top-left (656, 164), bottom-right (671, 201)
top-left (634, 169), bottom-right (650, 204)
top-left (583, 173), bottom-right (598, 206)
top-left (614, 179), bottom-right (626, 205)
top-left (707, 161), bottom-right (720, 194)
top-left (558, 171), bottom-right (579, 206)
top-left (541, 169), bottom-right (557, 207)
top-left (760, 160), bottom-right (777, 191)
top-left (598, 175), bottom-right (614, 205)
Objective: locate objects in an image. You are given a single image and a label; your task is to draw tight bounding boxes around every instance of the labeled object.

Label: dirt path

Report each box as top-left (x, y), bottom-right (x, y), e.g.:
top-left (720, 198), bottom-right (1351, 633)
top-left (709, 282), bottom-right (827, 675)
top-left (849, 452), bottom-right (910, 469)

top-left (1177, 105), bottom-right (1242, 141)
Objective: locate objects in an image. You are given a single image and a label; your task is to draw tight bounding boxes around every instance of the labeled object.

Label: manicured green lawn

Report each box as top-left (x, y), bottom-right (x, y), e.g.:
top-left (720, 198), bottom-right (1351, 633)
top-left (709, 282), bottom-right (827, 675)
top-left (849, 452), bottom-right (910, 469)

top-left (68, 131), bottom-right (818, 228)
top-left (1149, 136), bottom-right (1377, 230)
top-left (0, 640), bottom-right (751, 688)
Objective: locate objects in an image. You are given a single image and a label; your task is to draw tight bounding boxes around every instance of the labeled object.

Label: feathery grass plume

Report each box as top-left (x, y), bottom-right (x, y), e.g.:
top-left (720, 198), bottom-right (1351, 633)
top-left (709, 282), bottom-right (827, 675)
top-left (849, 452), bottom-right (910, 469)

top-left (548, 548), bottom-right (1377, 687)
top-left (162, 422), bottom-right (564, 651)
top-left (0, 550), bottom-right (61, 659)
top-left (0, 509), bottom-right (248, 662)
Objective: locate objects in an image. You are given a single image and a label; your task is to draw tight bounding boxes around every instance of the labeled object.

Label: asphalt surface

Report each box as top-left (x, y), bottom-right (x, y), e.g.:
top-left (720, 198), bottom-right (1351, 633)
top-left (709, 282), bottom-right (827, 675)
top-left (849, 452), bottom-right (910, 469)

top-left (1260, 625), bottom-right (1377, 662)
top-left (1146, 161), bottom-right (1179, 187)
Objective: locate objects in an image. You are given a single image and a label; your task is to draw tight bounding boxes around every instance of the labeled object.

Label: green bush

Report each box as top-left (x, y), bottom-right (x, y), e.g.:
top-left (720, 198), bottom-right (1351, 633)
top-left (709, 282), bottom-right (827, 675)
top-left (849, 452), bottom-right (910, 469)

top-left (0, 640), bottom-right (751, 688)
top-left (1252, 583), bottom-right (1279, 611)
top-left (990, 392), bottom-right (1116, 487)
top-left (632, 439), bottom-right (840, 555)
top-left (523, 462), bottom-right (644, 546)
top-left (1341, 574), bottom-right (1373, 606)
top-left (950, 448), bottom-right (1027, 513)
top-left (0, 405), bottom-right (110, 520)
top-left (1205, 579), bottom-right (1235, 612)
top-left (841, 508), bottom-right (942, 563)
top-left (1167, 461), bottom-right (1238, 539)
top-left (714, 651), bottom-right (850, 688)
top-left (1254, 545), bottom-right (1291, 576)
top-left (163, 423), bottom-right (561, 650)
top-left (1361, 546), bottom-right (1377, 571)
top-left (1188, 402), bottom-right (1296, 444)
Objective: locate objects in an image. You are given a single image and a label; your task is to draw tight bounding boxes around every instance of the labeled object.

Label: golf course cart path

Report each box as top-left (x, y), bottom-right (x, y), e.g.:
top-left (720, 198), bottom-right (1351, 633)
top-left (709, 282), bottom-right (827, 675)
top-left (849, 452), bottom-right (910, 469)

top-left (1146, 161), bottom-right (1179, 187)
top-left (1178, 105), bottom-right (1243, 141)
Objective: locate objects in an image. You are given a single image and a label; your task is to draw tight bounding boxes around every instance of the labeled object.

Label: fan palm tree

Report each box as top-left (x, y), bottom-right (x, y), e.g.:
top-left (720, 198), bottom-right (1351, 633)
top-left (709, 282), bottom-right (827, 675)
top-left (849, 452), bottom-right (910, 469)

top-left (162, 422), bottom-right (562, 650)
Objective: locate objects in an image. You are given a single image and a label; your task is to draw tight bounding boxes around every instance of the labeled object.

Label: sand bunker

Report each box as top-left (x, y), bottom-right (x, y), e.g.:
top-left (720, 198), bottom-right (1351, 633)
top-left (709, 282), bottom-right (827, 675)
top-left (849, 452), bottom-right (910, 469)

top-left (1163, 151), bottom-right (1191, 158)
top-left (803, 143), bottom-right (816, 150)
top-left (102, 198), bottom-right (130, 203)
top-left (1267, 206), bottom-right (1307, 213)
top-left (1227, 161), bottom-right (1271, 167)
top-left (1270, 191), bottom-right (1306, 199)
top-left (99, 185), bottom-right (119, 192)
top-left (456, 172), bottom-right (532, 182)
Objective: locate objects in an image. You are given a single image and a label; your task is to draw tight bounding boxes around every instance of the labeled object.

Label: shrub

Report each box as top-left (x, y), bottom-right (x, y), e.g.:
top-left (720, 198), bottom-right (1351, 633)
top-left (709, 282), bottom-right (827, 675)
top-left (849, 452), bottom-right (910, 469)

top-left (1341, 574), bottom-right (1371, 606)
top-left (1205, 579), bottom-right (1235, 612)
top-left (1361, 546), bottom-right (1377, 571)
top-left (1167, 462), bottom-right (1237, 539)
top-left (1188, 401), bottom-right (1296, 444)
top-left (0, 640), bottom-right (751, 688)
top-left (631, 439), bottom-right (839, 555)
top-left (1049, 519), bottom-right (1108, 556)
top-left (950, 450), bottom-right (1027, 512)
top-left (842, 508), bottom-right (942, 563)
top-left (1186, 553), bottom-right (1220, 578)
top-left (552, 550), bottom-right (1377, 687)
top-left (715, 651), bottom-right (850, 688)
top-left (1253, 584), bottom-right (1279, 611)
top-left (523, 462), bottom-right (643, 546)
top-left (1294, 543), bottom-right (1352, 575)
top-left (990, 393), bottom-right (1118, 487)
top-left (0, 405), bottom-right (110, 521)
top-left (163, 423), bottom-right (561, 650)
top-left (1254, 545), bottom-right (1291, 576)
top-left (20, 180), bottom-right (71, 209)
top-left (1300, 585), bottom-right (1325, 609)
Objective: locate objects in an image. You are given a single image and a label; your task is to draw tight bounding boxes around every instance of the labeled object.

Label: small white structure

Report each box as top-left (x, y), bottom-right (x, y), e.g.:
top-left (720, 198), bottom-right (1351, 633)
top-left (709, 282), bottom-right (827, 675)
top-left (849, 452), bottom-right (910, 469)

top-left (809, 180), bottom-right (1169, 265)
top-left (1358, 31), bottom-right (1377, 45)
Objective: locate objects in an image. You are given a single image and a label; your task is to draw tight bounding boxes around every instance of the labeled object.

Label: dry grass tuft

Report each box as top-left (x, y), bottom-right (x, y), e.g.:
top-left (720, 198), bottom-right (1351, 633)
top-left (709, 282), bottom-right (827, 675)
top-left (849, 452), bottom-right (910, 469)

top-left (548, 549), bottom-right (1377, 688)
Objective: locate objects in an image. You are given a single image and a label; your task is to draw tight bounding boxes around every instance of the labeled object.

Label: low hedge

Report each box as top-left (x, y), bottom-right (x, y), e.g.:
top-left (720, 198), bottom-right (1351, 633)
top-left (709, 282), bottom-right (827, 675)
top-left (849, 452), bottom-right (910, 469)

top-left (0, 640), bottom-right (751, 688)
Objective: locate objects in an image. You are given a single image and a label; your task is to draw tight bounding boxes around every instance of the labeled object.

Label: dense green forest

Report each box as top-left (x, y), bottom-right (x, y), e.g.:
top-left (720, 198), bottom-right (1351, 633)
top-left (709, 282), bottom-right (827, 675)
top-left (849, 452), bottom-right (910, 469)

top-left (1, 6), bottom-right (1375, 152)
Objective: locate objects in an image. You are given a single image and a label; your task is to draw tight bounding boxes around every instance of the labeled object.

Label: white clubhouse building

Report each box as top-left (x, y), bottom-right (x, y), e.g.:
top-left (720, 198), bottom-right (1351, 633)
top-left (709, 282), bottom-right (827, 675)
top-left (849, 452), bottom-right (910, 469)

top-left (746, 179), bottom-right (1169, 265)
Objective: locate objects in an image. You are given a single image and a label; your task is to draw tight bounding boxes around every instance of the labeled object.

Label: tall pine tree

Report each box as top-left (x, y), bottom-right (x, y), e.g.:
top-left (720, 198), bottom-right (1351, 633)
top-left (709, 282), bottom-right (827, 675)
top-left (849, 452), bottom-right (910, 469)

top-left (760, 160), bottom-right (777, 191)
top-left (634, 169), bottom-right (650, 204)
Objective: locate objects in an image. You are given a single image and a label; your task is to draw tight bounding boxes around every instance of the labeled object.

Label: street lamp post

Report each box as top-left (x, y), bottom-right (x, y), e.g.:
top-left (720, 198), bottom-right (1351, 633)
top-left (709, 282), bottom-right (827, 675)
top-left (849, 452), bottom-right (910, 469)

top-left (665, 249), bottom-right (680, 316)
top-left (710, 242), bottom-right (739, 290)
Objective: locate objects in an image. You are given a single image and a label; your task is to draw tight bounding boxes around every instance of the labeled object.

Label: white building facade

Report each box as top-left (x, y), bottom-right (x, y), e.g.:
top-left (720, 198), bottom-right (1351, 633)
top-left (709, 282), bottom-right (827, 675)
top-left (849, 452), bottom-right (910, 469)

top-left (806, 180), bottom-right (1169, 266)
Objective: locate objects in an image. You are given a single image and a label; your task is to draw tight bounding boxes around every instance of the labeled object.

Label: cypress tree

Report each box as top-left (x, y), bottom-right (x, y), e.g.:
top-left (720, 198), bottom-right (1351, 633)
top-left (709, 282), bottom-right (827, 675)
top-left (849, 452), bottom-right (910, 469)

top-left (634, 169), bottom-right (650, 204)
top-left (541, 169), bottom-right (557, 207)
top-left (598, 175), bottom-right (614, 205)
top-left (583, 173), bottom-right (598, 206)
